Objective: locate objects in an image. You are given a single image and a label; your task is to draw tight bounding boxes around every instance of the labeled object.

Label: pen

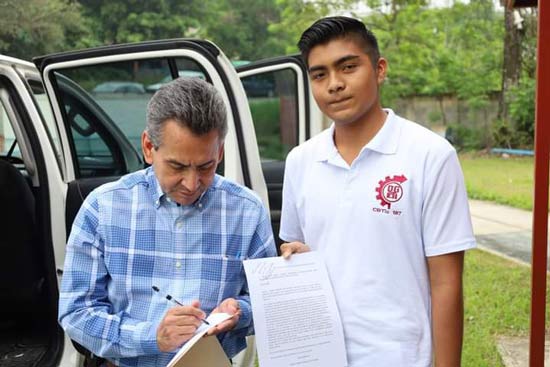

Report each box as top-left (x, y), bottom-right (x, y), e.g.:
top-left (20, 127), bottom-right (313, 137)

top-left (152, 286), bottom-right (210, 325)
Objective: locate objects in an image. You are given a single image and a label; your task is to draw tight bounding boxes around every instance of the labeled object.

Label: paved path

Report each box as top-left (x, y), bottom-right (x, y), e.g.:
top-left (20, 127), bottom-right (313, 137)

top-left (469, 199), bottom-right (549, 268)
top-left (468, 199), bottom-right (549, 366)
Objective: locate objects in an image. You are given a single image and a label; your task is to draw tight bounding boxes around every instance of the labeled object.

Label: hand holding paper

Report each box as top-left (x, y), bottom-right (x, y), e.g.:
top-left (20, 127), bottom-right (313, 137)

top-left (206, 298), bottom-right (241, 336)
top-left (243, 252), bottom-right (348, 367)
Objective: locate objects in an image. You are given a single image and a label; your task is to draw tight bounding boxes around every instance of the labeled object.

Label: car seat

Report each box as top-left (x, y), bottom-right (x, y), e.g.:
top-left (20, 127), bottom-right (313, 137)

top-left (0, 159), bottom-right (44, 321)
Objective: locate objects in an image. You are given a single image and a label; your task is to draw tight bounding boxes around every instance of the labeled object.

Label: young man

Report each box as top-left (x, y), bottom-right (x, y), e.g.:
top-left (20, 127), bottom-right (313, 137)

top-left (280, 16), bottom-right (476, 366)
top-left (58, 77), bottom-right (277, 367)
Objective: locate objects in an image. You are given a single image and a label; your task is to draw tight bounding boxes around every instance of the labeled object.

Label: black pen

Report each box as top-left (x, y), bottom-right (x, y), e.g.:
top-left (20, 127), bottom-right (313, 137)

top-left (152, 286), bottom-right (210, 325)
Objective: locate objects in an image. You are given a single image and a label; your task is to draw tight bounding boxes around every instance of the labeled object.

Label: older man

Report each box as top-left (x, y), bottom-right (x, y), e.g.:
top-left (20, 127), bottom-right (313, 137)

top-left (59, 77), bottom-right (276, 367)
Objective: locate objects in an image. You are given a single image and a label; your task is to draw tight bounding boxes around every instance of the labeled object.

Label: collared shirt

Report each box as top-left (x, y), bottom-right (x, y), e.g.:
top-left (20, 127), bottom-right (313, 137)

top-left (59, 167), bottom-right (276, 367)
top-left (280, 109), bottom-right (476, 367)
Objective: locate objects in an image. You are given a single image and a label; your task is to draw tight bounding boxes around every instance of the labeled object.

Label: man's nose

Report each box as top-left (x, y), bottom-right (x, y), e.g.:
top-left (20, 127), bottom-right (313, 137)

top-left (328, 73), bottom-right (345, 94)
top-left (181, 170), bottom-right (200, 192)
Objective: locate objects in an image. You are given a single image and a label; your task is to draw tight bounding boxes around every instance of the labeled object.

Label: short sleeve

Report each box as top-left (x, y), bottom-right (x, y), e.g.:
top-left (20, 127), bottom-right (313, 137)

top-left (279, 148), bottom-right (305, 243)
top-left (422, 148), bottom-right (476, 256)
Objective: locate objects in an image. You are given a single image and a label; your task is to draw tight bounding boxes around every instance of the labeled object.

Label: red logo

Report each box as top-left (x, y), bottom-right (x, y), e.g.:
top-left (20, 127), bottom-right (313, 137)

top-left (375, 175), bottom-right (407, 209)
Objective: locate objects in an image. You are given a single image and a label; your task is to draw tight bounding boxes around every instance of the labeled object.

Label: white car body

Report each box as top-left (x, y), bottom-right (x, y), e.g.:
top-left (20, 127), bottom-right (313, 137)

top-left (0, 39), bottom-right (322, 367)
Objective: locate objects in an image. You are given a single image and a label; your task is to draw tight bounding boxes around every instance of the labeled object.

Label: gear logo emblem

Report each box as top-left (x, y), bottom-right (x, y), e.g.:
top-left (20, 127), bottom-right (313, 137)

top-left (375, 174), bottom-right (407, 209)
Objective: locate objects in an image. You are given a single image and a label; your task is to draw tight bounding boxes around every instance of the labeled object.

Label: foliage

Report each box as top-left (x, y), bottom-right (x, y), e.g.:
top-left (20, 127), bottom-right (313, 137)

top-left (508, 77), bottom-right (536, 146)
top-left (249, 98), bottom-right (289, 161)
top-left (77, 0), bottom-right (208, 45)
top-left (491, 77), bottom-right (535, 149)
top-left (445, 124), bottom-right (483, 151)
top-left (0, 0), bottom-right (89, 60)
top-left (366, 0), bottom-right (503, 111)
top-left (268, 0), bottom-right (358, 55)
top-left (202, 0), bottom-right (285, 60)
top-left (459, 153), bottom-right (533, 210)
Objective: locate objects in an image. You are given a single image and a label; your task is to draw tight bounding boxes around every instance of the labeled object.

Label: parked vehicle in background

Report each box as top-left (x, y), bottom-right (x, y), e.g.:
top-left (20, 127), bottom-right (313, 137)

top-left (145, 70), bottom-right (206, 92)
top-left (0, 40), bottom-right (322, 367)
top-left (92, 81), bottom-right (146, 94)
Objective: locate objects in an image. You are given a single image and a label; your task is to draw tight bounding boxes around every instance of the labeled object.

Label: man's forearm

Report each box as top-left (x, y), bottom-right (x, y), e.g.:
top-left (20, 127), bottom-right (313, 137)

top-left (431, 283), bottom-right (463, 367)
top-left (428, 251), bottom-right (465, 367)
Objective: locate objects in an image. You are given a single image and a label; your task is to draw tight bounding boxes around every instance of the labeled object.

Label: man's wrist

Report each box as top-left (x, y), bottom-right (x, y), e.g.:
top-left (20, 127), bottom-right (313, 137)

top-left (234, 299), bottom-right (251, 330)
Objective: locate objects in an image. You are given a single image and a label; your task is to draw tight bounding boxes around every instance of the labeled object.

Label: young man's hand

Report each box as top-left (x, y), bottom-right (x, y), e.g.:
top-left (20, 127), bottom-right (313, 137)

top-left (206, 298), bottom-right (241, 335)
top-left (280, 241), bottom-right (310, 259)
top-left (156, 300), bottom-right (205, 352)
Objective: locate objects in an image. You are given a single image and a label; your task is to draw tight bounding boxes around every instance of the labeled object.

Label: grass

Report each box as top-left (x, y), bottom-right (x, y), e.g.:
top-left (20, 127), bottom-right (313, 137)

top-left (462, 249), bottom-right (550, 366)
top-left (459, 153), bottom-right (534, 210)
top-left (458, 153), bottom-right (543, 365)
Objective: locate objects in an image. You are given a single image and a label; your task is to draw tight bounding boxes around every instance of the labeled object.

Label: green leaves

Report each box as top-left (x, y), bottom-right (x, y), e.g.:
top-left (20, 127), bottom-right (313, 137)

top-left (370, 0), bottom-right (504, 109)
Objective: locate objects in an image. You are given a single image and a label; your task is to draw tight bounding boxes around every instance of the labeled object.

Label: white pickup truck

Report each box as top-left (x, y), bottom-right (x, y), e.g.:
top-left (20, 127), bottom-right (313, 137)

top-left (0, 39), bottom-right (324, 366)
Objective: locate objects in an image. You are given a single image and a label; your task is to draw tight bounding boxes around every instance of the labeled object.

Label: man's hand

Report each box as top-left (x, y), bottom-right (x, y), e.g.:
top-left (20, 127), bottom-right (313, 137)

top-left (206, 298), bottom-right (241, 336)
top-left (156, 300), bottom-right (206, 352)
top-left (280, 241), bottom-right (310, 259)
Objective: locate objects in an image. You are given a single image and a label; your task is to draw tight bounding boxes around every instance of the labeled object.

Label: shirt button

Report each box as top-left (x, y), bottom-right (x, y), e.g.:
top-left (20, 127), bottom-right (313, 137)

top-left (175, 261), bottom-right (182, 268)
top-left (175, 219), bottom-right (184, 230)
top-left (197, 202), bottom-right (203, 208)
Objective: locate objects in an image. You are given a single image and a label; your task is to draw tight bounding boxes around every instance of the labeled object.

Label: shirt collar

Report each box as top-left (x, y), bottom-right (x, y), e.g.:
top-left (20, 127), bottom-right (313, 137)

top-left (314, 108), bottom-right (401, 162)
top-left (147, 167), bottom-right (164, 209)
top-left (365, 108), bottom-right (400, 155)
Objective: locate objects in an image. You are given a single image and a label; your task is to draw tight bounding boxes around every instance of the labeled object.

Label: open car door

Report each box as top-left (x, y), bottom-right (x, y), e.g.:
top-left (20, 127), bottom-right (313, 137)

top-left (33, 38), bottom-right (268, 367)
top-left (237, 56), bottom-right (323, 249)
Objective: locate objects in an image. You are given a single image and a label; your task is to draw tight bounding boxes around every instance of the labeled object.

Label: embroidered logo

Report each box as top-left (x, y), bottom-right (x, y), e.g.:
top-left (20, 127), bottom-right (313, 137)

top-left (375, 174), bottom-right (407, 209)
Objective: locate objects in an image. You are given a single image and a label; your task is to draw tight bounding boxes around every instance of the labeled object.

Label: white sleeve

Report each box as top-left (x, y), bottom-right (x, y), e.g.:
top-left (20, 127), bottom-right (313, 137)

top-left (279, 149), bottom-right (305, 243)
top-left (422, 148), bottom-right (476, 257)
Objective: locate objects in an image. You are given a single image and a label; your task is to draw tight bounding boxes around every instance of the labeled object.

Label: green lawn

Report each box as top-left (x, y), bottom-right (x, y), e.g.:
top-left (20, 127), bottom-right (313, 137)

top-left (459, 153), bottom-right (542, 365)
top-left (462, 249), bottom-right (550, 366)
top-left (459, 153), bottom-right (534, 210)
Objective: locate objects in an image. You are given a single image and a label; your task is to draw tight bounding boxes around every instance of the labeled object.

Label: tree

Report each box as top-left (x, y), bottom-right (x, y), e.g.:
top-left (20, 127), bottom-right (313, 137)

top-left (201, 0), bottom-right (285, 60)
top-left (78, 0), bottom-right (209, 45)
top-left (0, 0), bottom-right (88, 60)
top-left (365, 0), bottom-right (502, 116)
top-left (268, 0), bottom-right (357, 55)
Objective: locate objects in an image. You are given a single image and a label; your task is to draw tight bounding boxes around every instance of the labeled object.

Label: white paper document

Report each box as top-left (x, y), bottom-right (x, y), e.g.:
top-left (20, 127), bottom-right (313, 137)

top-left (243, 252), bottom-right (348, 367)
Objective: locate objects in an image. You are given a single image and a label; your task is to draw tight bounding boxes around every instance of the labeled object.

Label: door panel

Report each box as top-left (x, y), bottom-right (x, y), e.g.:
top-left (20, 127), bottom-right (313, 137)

top-left (238, 57), bottom-right (309, 250)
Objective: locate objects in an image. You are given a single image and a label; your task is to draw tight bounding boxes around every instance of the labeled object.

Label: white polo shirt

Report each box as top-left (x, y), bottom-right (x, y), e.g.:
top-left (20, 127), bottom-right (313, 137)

top-left (280, 109), bottom-right (476, 367)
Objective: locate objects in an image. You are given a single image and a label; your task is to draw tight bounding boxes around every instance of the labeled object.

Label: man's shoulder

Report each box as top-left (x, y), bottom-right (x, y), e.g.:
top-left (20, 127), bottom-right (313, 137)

top-left (286, 127), bottom-right (332, 163)
top-left (90, 169), bottom-right (150, 200)
top-left (395, 114), bottom-right (455, 155)
top-left (211, 175), bottom-right (263, 208)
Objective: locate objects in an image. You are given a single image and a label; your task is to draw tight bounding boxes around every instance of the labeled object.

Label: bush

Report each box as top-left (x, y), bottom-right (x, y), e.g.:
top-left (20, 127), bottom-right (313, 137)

top-left (507, 77), bottom-right (535, 148)
top-left (445, 123), bottom-right (483, 151)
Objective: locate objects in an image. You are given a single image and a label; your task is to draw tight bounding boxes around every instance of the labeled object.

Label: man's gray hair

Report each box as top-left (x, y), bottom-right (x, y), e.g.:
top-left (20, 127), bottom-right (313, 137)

top-left (146, 77), bottom-right (228, 148)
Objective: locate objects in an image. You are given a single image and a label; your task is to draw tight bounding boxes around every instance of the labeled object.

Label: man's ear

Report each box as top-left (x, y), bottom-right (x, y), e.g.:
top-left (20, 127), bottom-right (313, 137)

top-left (217, 142), bottom-right (225, 163)
top-left (376, 57), bottom-right (388, 86)
top-left (142, 131), bottom-right (155, 165)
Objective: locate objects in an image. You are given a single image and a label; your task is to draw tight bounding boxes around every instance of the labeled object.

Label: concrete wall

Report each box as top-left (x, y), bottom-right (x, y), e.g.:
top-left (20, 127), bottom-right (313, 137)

top-left (392, 94), bottom-right (499, 135)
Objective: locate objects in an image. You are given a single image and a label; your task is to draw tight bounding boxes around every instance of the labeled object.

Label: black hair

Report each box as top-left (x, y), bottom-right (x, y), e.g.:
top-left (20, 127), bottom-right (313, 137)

top-left (297, 16), bottom-right (380, 68)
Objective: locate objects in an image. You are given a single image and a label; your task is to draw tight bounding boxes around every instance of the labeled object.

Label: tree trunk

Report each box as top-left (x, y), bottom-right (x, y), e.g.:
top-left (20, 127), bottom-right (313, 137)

top-left (498, 6), bottom-right (523, 120)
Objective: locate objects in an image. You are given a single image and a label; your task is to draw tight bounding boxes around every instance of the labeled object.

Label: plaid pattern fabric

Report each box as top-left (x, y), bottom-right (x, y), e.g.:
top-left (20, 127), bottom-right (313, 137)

top-left (59, 167), bottom-right (276, 367)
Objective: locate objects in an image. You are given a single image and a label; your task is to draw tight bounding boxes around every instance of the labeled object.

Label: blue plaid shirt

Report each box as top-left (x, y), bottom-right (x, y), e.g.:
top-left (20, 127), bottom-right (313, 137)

top-left (58, 167), bottom-right (276, 367)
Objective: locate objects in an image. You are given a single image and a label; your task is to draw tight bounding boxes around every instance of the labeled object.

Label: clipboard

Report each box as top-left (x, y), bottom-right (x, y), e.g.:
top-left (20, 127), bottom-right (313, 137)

top-left (166, 313), bottom-right (233, 367)
top-left (170, 335), bottom-right (232, 367)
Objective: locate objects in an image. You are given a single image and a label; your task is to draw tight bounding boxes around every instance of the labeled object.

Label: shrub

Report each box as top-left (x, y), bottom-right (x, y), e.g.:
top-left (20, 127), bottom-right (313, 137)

top-left (445, 123), bottom-right (483, 151)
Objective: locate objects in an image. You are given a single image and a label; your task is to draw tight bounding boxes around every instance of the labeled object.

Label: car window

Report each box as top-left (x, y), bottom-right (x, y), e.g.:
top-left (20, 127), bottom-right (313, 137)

top-left (0, 98), bottom-right (21, 160)
top-left (241, 68), bottom-right (298, 161)
top-left (50, 57), bottom-right (210, 178)
top-left (146, 59), bottom-right (207, 93)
